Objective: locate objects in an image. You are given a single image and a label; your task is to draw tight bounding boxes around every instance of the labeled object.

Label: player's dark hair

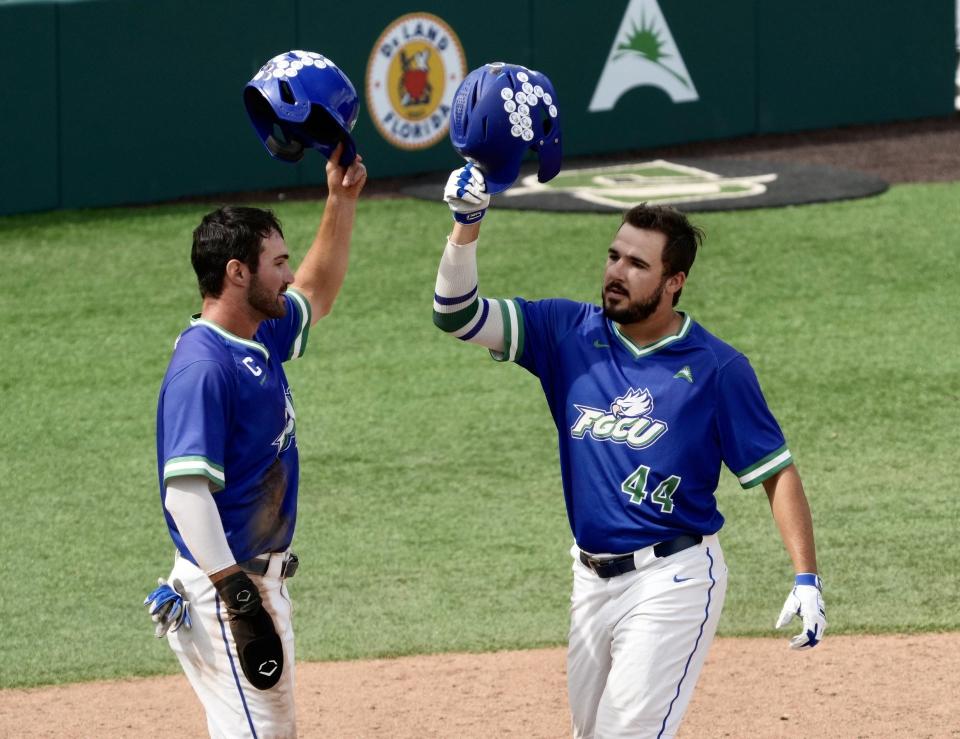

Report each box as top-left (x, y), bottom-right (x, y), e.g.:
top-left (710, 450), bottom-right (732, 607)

top-left (621, 203), bottom-right (704, 306)
top-left (191, 206), bottom-right (285, 298)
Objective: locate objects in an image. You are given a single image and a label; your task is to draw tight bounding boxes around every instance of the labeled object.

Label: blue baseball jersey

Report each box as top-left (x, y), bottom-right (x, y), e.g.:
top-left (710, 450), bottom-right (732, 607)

top-left (156, 289), bottom-right (312, 565)
top-left (492, 298), bottom-right (793, 555)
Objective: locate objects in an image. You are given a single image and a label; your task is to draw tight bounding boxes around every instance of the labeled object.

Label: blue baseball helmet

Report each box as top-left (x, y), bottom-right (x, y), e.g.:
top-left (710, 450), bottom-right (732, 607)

top-left (449, 62), bottom-right (562, 194)
top-left (243, 50), bottom-right (359, 165)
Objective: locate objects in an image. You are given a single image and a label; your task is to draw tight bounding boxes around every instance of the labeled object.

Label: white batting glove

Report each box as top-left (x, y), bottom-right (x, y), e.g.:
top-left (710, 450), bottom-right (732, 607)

top-left (775, 573), bottom-right (826, 650)
top-left (444, 163), bottom-right (490, 224)
top-left (144, 577), bottom-right (192, 638)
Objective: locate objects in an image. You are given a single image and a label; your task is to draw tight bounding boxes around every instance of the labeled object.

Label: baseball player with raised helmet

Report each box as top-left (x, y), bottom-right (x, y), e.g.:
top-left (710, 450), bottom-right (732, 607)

top-left (144, 52), bottom-right (366, 738)
top-left (433, 63), bottom-right (826, 737)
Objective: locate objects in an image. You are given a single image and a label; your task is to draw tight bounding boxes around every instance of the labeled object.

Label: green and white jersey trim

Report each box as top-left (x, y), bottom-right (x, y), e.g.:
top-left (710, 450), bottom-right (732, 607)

top-left (285, 288), bottom-right (312, 361)
top-left (611, 313), bottom-right (692, 359)
top-left (490, 298), bottom-right (525, 363)
top-left (191, 317), bottom-right (271, 361)
top-left (189, 288), bottom-right (312, 362)
top-left (163, 455), bottom-right (225, 490)
top-left (736, 444), bottom-right (793, 488)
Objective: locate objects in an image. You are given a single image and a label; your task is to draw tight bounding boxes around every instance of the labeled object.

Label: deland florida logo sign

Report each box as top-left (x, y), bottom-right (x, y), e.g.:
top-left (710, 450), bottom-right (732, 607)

top-left (366, 13), bottom-right (466, 150)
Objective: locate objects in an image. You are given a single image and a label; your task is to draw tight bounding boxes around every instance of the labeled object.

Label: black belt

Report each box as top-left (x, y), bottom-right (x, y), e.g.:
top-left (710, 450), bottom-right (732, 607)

top-left (579, 535), bottom-right (702, 579)
top-left (238, 552), bottom-right (299, 579)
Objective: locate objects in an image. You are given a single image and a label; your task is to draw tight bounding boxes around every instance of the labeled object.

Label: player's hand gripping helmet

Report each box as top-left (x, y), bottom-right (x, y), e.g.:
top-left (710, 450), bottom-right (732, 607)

top-left (243, 50), bottom-right (359, 165)
top-left (449, 62), bottom-right (562, 194)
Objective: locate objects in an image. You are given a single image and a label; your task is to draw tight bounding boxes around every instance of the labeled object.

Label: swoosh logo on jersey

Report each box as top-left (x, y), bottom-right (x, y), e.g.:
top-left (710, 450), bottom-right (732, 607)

top-left (673, 575), bottom-right (693, 583)
top-left (674, 365), bottom-right (694, 383)
top-left (593, 339), bottom-right (610, 349)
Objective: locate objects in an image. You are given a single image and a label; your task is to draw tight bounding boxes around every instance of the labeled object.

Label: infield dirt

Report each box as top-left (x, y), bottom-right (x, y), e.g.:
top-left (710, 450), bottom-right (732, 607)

top-left (2, 634), bottom-right (958, 737)
top-left (3, 115), bottom-right (958, 737)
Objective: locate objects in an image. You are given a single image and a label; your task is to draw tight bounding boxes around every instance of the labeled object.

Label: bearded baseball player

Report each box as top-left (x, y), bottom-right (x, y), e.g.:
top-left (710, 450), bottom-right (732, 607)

top-left (434, 166), bottom-right (826, 736)
top-left (144, 141), bottom-right (366, 737)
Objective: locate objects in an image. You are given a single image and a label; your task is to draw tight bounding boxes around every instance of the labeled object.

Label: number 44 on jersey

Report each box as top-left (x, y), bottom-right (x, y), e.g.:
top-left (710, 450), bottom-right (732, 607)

top-left (621, 465), bottom-right (680, 513)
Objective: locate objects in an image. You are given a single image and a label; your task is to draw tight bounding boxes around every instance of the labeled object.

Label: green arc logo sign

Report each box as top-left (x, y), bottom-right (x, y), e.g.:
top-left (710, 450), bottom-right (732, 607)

top-left (589, 0), bottom-right (698, 111)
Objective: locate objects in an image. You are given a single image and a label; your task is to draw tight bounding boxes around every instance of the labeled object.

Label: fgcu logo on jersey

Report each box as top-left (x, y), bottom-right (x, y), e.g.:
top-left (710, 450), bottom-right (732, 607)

top-left (571, 387), bottom-right (668, 449)
top-left (366, 13), bottom-right (467, 150)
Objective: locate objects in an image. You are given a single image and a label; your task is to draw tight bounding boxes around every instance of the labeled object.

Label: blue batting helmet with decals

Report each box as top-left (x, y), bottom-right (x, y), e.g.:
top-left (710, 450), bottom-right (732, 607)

top-left (449, 62), bottom-right (562, 194)
top-left (244, 50), bottom-right (359, 165)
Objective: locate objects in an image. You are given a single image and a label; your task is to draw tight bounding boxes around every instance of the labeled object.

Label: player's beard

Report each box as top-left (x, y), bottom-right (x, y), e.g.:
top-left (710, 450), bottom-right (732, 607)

top-left (247, 273), bottom-right (288, 320)
top-left (602, 276), bottom-right (667, 324)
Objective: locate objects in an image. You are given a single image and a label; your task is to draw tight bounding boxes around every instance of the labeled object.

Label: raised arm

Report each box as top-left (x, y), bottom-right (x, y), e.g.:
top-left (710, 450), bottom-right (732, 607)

top-left (291, 143), bottom-right (368, 323)
top-left (433, 165), bottom-right (505, 353)
top-left (451, 220), bottom-right (481, 246)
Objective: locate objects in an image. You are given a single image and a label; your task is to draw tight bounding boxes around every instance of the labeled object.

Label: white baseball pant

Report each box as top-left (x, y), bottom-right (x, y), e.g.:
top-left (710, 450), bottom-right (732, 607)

top-left (568, 535), bottom-right (728, 738)
top-left (165, 552), bottom-right (297, 739)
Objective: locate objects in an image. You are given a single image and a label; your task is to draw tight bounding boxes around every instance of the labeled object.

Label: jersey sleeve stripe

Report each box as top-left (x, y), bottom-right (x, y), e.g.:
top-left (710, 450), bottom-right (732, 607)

top-left (489, 299), bottom-right (523, 363)
top-left (488, 299), bottom-right (512, 362)
top-left (286, 288), bottom-right (312, 361)
top-left (736, 445), bottom-right (793, 488)
top-left (505, 299), bottom-right (522, 362)
top-left (164, 456), bottom-right (226, 489)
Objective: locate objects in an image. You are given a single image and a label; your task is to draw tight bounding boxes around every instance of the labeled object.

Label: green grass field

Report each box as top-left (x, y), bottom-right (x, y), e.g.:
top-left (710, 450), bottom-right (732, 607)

top-left (1, 183), bottom-right (958, 688)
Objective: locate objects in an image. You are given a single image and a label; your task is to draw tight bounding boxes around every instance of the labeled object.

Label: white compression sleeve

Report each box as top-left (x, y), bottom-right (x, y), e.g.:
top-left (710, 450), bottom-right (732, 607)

top-left (432, 237), bottom-right (506, 352)
top-left (164, 476), bottom-right (237, 576)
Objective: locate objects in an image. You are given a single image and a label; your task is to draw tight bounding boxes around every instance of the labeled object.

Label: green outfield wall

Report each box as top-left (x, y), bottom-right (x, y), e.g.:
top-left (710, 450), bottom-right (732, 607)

top-left (1, 1), bottom-right (59, 214)
top-left (0, 0), bottom-right (954, 215)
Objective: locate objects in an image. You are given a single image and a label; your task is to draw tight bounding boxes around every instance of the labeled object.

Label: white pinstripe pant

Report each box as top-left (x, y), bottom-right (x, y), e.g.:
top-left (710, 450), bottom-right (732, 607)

top-left (568, 536), bottom-right (727, 739)
top-left (166, 553), bottom-right (297, 739)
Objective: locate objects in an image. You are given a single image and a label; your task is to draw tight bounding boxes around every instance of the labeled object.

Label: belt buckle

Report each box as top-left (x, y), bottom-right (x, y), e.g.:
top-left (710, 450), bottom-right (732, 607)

top-left (580, 552), bottom-right (600, 575)
top-left (282, 553), bottom-right (299, 579)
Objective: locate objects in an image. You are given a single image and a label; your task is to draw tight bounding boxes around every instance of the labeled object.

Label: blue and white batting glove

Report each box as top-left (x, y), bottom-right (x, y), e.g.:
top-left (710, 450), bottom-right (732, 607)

top-left (144, 577), bottom-right (192, 638)
top-left (775, 573), bottom-right (826, 650)
top-left (444, 163), bottom-right (490, 224)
